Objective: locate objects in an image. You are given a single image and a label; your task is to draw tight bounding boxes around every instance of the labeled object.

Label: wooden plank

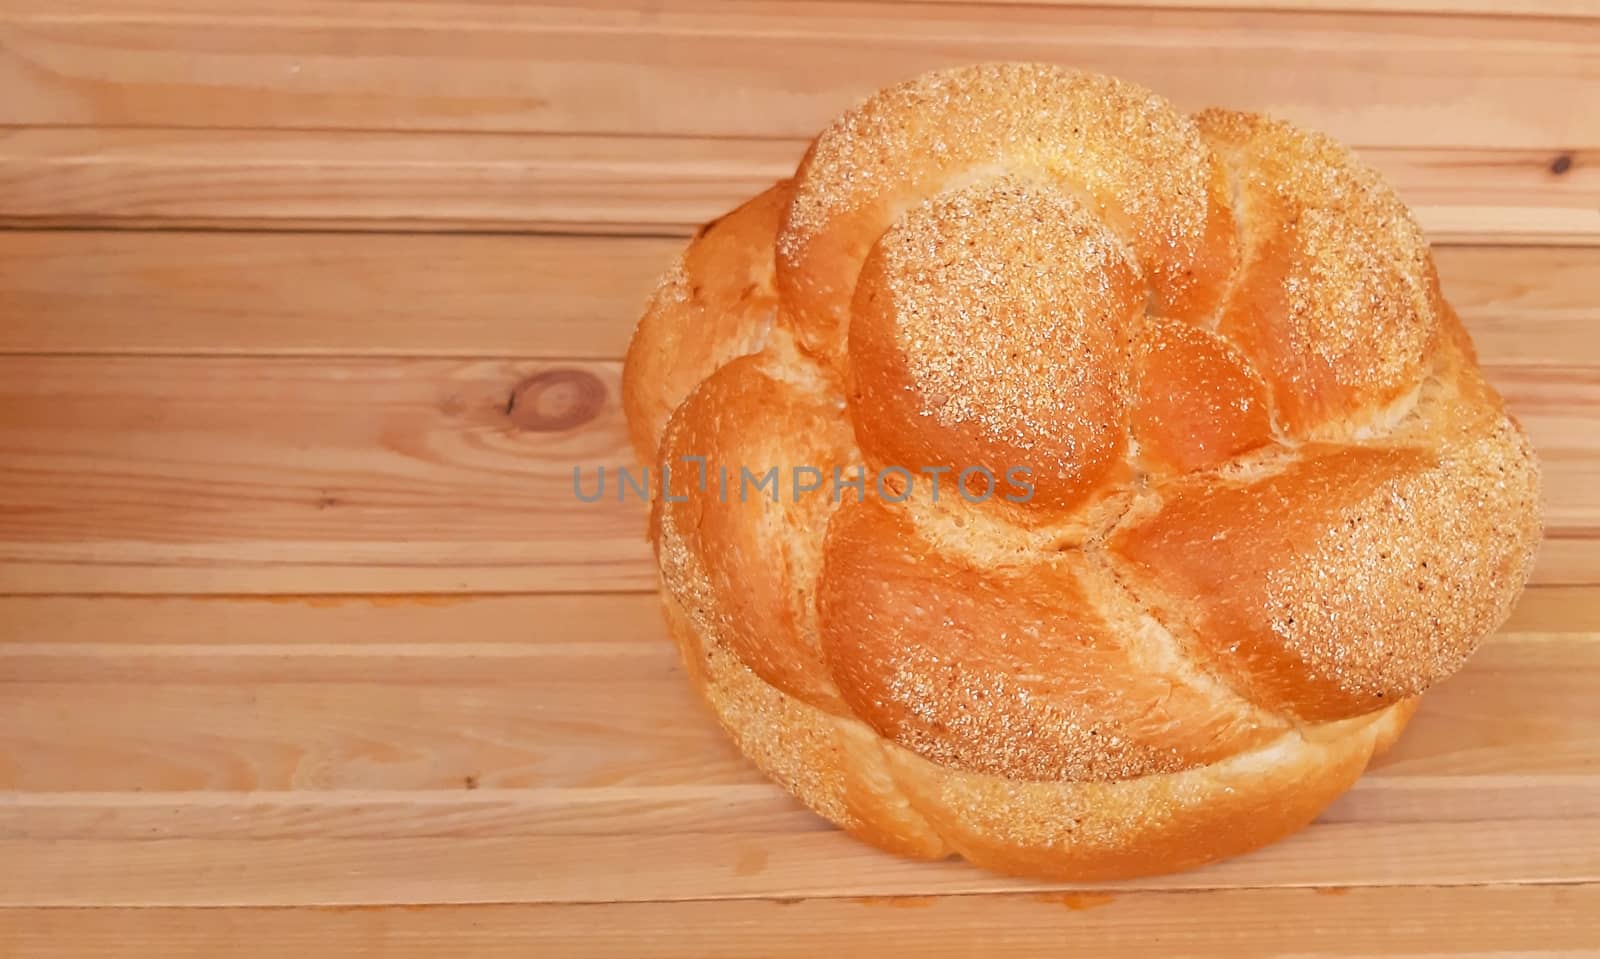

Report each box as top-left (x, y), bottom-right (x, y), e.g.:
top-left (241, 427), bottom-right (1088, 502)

top-left (0, 586), bottom-right (1588, 647)
top-left (1, 771), bottom-right (1595, 841)
top-left (0, 357), bottom-right (1594, 591)
top-left (0, 681), bottom-right (752, 792)
top-left (3, 773), bottom-right (1595, 842)
top-left (0, 789), bottom-right (822, 842)
top-left (897, 0), bottom-right (1600, 13)
top-left (1502, 584), bottom-right (1600, 632)
top-left (0, 818), bottom-right (1596, 905)
top-left (0, 3), bottom-right (1595, 150)
top-left (0, 592), bottom-right (664, 647)
top-left (0, 600), bottom-right (1593, 795)
top-left (1528, 537), bottom-right (1600, 587)
top-left (0, 130), bottom-right (796, 236)
top-left (0, 231), bottom-right (675, 359)
top-left (0, 356), bottom-right (650, 594)
top-left (0, 235), bottom-right (1594, 364)
top-left (23, 627), bottom-right (1591, 798)
top-left (15, 0), bottom-right (1600, 20)
top-left (3, 885), bottom-right (1600, 958)
top-left (0, 591), bottom-right (1594, 883)
top-left (1434, 246), bottom-right (1600, 367)
top-left (1, 131), bottom-right (1594, 243)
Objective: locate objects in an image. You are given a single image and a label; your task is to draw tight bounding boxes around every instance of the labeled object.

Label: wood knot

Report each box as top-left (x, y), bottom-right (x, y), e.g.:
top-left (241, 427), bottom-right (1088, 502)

top-left (505, 368), bottom-right (606, 432)
top-left (1550, 153), bottom-right (1574, 176)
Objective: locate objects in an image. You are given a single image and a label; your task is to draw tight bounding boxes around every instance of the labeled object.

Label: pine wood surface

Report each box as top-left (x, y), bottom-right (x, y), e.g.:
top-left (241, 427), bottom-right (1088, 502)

top-left (1, 131), bottom-right (1594, 242)
top-left (1, 0), bottom-right (1597, 954)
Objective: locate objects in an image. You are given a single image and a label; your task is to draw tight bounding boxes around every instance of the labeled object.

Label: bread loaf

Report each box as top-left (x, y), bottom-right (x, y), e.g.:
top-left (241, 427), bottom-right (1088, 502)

top-left (619, 63), bottom-right (1542, 880)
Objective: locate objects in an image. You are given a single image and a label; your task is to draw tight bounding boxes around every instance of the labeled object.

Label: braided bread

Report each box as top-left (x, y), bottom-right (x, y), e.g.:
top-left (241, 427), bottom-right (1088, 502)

top-left (620, 63), bottom-right (1542, 880)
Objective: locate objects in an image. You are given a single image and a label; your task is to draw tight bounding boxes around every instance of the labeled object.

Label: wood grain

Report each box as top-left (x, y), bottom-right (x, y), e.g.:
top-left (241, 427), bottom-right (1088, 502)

top-left (0, 356), bottom-right (650, 594)
top-left (1, 3), bottom-right (1595, 150)
top-left (0, 592), bottom-right (666, 646)
top-left (1519, 538), bottom-right (1600, 588)
top-left (5, 585), bottom-right (1579, 645)
top-left (1435, 246), bottom-right (1600, 367)
top-left (897, 0), bottom-right (1600, 12)
top-left (0, 130), bottom-right (798, 236)
top-left (1, 131), bottom-right (1594, 242)
top-left (0, 356), bottom-right (1595, 591)
top-left (1, 596), bottom-right (1594, 795)
top-left (0, 681), bottom-right (751, 792)
top-left (0, 235), bottom-right (1594, 364)
top-left (0, 231), bottom-right (676, 359)
top-left (2, 771), bottom-right (1595, 842)
top-left (1, 0), bottom-right (1597, 943)
top-left (5, 886), bottom-right (1598, 959)
top-left (0, 590), bottom-right (1594, 907)
top-left (1500, 584), bottom-right (1600, 632)
top-left (14, 0), bottom-right (1600, 17)
top-left (0, 820), bottom-right (1596, 906)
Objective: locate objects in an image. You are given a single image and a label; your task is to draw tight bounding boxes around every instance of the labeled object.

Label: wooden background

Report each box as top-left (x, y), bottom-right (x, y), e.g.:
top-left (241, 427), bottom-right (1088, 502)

top-left (1, 1), bottom-right (1597, 954)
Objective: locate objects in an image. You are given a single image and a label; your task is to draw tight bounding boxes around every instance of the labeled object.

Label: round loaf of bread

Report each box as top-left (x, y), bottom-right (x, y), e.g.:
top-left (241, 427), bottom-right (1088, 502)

top-left (620, 63), bottom-right (1543, 880)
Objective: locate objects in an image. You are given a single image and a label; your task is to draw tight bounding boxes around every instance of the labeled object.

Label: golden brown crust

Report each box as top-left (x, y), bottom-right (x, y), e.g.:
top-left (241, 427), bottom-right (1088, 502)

top-left (777, 63), bottom-right (1237, 364)
top-left (1131, 315), bottom-right (1275, 476)
top-left (620, 179), bottom-right (793, 465)
top-left (653, 346), bottom-right (855, 714)
top-left (1197, 110), bottom-right (1441, 438)
top-left (621, 62), bottom-right (1542, 880)
top-left (665, 588), bottom-right (1418, 881)
top-left (818, 497), bottom-right (1285, 782)
top-left (848, 178), bottom-right (1141, 512)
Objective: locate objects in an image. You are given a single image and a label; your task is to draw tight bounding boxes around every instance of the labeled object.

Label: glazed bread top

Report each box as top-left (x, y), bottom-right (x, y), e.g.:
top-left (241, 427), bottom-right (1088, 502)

top-left (621, 62), bottom-right (1542, 785)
